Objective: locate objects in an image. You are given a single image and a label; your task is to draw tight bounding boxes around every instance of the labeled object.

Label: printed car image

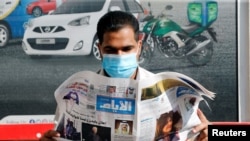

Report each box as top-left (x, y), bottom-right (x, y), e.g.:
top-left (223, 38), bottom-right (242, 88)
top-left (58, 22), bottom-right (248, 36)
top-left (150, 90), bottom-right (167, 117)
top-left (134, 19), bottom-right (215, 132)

top-left (22, 0), bottom-right (145, 59)
top-left (0, 0), bottom-right (39, 48)
top-left (26, 0), bottom-right (58, 17)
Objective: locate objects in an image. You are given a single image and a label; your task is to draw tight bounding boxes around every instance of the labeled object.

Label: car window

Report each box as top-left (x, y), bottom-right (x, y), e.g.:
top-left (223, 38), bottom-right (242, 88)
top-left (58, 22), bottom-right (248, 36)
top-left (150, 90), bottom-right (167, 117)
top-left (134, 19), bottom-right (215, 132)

top-left (53, 0), bottom-right (106, 14)
top-left (109, 0), bottom-right (143, 13)
top-left (109, 0), bottom-right (126, 11)
top-left (124, 0), bottom-right (143, 13)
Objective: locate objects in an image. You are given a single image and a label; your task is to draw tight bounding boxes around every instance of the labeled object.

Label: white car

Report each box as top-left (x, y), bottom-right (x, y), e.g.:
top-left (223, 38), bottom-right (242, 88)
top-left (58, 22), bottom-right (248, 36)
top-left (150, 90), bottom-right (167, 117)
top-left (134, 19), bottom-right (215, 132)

top-left (22, 0), bottom-right (145, 59)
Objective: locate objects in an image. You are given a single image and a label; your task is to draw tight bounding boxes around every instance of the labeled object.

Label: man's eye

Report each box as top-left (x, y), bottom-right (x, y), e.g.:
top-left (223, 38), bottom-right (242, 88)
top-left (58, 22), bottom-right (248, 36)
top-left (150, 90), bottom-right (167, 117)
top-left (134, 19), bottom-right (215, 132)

top-left (105, 50), bottom-right (116, 53)
top-left (122, 48), bottom-right (133, 52)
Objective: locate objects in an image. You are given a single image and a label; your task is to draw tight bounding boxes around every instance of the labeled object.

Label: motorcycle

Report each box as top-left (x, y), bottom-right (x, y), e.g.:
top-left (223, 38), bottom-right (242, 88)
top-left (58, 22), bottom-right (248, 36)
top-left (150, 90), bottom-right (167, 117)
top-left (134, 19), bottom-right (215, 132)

top-left (138, 1), bottom-right (218, 68)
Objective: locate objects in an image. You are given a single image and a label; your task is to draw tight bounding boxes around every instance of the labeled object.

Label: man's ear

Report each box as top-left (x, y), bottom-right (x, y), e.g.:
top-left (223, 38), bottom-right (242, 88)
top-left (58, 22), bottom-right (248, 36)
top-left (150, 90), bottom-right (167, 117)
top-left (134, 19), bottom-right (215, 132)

top-left (137, 40), bottom-right (142, 57)
top-left (97, 42), bottom-right (103, 60)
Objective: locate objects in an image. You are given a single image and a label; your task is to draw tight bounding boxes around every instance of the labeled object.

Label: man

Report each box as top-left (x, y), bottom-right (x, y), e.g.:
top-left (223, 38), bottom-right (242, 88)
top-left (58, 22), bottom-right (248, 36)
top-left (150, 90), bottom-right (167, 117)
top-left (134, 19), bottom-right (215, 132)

top-left (65, 121), bottom-right (76, 139)
top-left (39, 11), bottom-right (209, 141)
top-left (107, 85), bottom-right (116, 95)
top-left (86, 126), bottom-right (102, 141)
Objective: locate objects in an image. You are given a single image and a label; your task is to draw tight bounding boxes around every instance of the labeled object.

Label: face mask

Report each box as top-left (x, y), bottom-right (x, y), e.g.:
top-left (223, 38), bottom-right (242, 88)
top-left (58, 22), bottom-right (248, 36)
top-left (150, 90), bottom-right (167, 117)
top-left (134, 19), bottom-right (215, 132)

top-left (102, 53), bottom-right (138, 78)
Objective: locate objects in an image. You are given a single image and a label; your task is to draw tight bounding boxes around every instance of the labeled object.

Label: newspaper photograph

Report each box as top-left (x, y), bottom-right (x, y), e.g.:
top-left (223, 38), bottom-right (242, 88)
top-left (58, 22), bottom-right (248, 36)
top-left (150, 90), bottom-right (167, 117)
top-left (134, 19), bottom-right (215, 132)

top-left (53, 71), bottom-right (215, 141)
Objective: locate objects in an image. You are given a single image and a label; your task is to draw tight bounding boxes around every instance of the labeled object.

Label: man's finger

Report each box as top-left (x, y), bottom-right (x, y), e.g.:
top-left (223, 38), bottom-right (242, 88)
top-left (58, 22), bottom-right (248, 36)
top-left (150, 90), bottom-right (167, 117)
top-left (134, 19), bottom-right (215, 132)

top-left (44, 130), bottom-right (60, 137)
top-left (197, 109), bottom-right (208, 122)
top-left (39, 130), bottom-right (60, 141)
top-left (193, 109), bottom-right (209, 133)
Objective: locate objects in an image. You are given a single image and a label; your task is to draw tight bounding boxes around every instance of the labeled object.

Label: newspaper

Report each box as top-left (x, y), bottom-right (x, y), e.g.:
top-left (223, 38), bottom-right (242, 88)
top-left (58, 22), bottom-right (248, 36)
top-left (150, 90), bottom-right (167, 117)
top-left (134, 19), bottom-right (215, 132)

top-left (53, 71), bottom-right (215, 141)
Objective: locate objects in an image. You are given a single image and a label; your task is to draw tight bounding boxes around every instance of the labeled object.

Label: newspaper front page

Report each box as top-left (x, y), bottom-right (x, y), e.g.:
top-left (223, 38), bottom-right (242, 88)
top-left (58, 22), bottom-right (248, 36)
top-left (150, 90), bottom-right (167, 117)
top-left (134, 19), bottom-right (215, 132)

top-left (53, 71), bottom-right (215, 141)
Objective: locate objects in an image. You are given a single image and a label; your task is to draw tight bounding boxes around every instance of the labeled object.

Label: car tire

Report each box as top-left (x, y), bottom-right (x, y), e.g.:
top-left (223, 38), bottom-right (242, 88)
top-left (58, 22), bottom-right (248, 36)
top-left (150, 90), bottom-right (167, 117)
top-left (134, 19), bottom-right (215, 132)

top-left (32, 7), bottom-right (43, 17)
top-left (0, 24), bottom-right (10, 48)
top-left (91, 35), bottom-right (101, 60)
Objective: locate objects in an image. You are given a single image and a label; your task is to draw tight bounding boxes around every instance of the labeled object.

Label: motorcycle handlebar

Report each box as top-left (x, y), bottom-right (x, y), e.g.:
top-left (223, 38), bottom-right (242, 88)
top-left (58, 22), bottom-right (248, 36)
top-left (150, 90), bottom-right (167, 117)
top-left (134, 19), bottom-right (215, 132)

top-left (157, 13), bottom-right (173, 19)
top-left (142, 15), bottom-right (154, 22)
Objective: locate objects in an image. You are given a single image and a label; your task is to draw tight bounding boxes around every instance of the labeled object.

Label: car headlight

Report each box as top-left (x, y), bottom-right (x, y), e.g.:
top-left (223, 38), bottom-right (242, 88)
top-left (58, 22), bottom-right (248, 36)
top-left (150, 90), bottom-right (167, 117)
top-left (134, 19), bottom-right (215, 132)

top-left (68, 16), bottom-right (90, 26)
top-left (24, 19), bottom-right (34, 29)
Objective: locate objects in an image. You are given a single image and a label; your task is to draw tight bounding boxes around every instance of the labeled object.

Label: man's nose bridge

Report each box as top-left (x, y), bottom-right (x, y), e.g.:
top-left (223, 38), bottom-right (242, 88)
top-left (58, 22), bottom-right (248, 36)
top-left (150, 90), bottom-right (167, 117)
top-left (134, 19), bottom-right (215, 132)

top-left (117, 50), bottom-right (125, 55)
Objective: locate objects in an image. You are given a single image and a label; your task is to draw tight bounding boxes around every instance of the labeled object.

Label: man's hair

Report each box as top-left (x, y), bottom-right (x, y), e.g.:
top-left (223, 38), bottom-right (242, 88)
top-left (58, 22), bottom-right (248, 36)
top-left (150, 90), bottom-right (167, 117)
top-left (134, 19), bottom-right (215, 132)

top-left (97, 11), bottom-right (140, 44)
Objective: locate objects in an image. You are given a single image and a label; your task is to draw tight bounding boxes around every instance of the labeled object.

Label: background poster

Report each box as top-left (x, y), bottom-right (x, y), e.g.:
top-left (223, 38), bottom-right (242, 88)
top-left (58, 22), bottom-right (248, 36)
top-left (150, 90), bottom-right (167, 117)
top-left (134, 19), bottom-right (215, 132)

top-left (0, 0), bottom-right (239, 122)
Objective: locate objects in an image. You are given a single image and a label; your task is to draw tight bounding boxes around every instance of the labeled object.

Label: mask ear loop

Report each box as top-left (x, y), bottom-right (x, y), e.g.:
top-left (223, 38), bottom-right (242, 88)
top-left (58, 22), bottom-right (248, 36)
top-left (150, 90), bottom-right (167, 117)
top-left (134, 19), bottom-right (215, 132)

top-left (132, 48), bottom-right (139, 79)
top-left (134, 43), bottom-right (141, 79)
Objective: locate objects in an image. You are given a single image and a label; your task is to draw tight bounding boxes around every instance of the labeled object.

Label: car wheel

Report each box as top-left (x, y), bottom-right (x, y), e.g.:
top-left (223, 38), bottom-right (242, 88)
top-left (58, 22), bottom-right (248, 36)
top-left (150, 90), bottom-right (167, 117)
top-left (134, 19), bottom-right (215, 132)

top-left (0, 24), bottom-right (10, 48)
top-left (32, 7), bottom-right (43, 17)
top-left (91, 35), bottom-right (101, 60)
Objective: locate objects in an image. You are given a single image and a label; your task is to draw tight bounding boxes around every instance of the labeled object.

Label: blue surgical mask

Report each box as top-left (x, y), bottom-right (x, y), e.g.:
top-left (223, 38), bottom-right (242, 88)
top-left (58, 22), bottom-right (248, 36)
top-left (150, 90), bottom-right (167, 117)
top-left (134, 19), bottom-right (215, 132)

top-left (102, 53), bottom-right (138, 78)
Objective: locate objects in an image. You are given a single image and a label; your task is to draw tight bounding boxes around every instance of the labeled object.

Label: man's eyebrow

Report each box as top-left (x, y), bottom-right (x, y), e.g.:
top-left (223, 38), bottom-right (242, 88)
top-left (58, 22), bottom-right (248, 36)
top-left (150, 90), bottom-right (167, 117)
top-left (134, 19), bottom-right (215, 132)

top-left (103, 45), bottom-right (135, 49)
top-left (103, 45), bottom-right (114, 49)
top-left (123, 45), bottom-right (135, 48)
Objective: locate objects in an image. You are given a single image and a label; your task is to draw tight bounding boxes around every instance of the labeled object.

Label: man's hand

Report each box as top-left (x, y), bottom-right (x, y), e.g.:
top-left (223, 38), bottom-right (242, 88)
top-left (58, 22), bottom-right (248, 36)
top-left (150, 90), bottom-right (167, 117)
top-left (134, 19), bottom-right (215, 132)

top-left (39, 130), bottom-right (60, 141)
top-left (191, 109), bottom-right (209, 141)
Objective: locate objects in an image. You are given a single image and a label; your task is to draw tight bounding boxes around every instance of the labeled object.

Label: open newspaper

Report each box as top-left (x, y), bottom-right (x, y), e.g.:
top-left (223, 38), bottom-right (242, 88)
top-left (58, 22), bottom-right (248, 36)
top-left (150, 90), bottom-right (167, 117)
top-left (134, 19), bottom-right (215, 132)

top-left (53, 71), bottom-right (215, 141)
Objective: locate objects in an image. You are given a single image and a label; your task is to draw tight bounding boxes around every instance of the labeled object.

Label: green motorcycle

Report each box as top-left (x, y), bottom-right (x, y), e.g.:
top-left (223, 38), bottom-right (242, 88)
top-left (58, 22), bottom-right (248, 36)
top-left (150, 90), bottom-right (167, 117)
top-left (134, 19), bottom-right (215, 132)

top-left (139, 1), bottom-right (218, 67)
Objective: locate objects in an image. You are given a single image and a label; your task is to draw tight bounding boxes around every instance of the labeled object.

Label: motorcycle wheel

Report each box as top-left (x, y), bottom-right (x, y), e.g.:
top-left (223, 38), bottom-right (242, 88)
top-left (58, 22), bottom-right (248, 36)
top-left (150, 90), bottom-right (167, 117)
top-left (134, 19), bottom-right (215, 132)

top-left (139, 42), bottom-right (153, 68)
top-left (187, 36), bottom-right (213, 66)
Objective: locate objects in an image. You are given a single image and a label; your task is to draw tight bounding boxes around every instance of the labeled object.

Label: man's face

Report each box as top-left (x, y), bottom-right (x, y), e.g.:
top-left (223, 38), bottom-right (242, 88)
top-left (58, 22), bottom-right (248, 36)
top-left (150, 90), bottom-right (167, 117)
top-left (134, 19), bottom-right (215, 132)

top-left (92, 127), bottom-right (98, 134)
top-left (162, 117), bottom-right (173, 134)
top-left (98, 26), bottom-right (142, 59)
top-left (108, 87), bottom-right (115, 93)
